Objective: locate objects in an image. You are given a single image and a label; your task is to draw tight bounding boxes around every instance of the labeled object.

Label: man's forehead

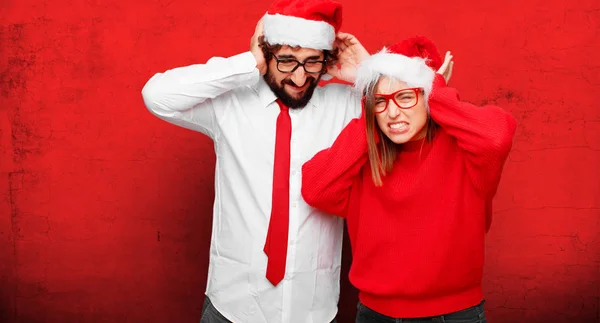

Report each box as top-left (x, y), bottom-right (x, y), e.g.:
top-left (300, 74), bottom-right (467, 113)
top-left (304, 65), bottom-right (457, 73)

top-left (274, 45), bottom-right (324, 59)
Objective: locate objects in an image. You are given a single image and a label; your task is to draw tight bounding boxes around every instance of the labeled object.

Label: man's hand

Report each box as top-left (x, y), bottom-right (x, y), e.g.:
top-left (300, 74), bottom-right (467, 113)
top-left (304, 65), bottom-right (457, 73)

top-left (436, 51), bottom-right (454, 84)
top-left (326, 32), bottom-right (370, 83)
top-left (250, 17), bottom-right (267, 76)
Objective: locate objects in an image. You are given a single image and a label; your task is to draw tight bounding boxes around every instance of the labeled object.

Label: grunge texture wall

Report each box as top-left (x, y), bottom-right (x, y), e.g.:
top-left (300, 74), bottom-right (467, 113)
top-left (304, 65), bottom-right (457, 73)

top-left (1, 0), bottom-right (599, 322)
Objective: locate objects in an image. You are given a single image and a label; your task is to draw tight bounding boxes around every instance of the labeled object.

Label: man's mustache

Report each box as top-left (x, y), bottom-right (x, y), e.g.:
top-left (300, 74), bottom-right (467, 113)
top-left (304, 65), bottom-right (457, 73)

top-left (281, 77), bottom-right (316, 87)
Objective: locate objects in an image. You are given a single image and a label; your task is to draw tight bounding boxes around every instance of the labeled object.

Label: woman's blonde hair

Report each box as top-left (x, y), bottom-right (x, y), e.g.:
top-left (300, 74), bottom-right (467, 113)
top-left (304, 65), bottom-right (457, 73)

top-left (354, 48), bottom-right (439, 186)
top-left (363, 77), bottom-right (437, 187)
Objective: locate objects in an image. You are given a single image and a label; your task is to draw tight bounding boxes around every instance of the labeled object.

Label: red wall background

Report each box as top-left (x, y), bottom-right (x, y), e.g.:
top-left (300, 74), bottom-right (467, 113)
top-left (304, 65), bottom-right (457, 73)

top-left (1, 0), bottom-right (598, 322)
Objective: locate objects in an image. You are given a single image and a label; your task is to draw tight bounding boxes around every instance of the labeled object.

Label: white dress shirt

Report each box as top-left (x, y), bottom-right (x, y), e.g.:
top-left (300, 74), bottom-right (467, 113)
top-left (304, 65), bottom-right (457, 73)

top-left (141, 52), bottom-right (361, 323)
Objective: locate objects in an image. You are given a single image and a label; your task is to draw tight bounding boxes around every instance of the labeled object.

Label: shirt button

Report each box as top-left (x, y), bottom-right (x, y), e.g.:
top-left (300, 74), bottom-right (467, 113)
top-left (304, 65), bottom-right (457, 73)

top-left (291, 170), bottom-right (297, 175)
top-left (291, 202), bottom-right (298, 208)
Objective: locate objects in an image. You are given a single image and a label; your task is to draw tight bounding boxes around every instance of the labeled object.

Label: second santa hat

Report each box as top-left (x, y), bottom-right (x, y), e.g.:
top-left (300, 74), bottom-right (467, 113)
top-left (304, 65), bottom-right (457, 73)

top-left (355, 36), bottom-right (443, 99)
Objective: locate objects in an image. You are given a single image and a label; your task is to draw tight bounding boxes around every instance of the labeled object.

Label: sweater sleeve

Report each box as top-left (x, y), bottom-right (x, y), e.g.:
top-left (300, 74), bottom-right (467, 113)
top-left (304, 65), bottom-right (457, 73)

top-left (428, 74), bottom-right (517, 199)
top-left (301, 116), bottom-right (370, 218)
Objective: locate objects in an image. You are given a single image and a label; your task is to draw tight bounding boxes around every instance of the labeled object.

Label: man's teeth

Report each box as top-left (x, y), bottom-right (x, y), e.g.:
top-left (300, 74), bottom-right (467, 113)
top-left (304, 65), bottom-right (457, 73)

top-left (390, 123), bottom-right (408, 130)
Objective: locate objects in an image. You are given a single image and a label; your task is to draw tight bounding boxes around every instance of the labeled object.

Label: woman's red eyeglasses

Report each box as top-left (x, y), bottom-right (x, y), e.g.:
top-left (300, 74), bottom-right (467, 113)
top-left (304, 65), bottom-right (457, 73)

top-left (363, 88), bottom-right (424, 114)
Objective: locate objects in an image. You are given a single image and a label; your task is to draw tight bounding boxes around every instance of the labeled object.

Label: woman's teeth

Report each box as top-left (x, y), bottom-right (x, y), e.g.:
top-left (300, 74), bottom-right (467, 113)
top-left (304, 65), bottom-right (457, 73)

top-left (390, 122), bottom-right (408, 130)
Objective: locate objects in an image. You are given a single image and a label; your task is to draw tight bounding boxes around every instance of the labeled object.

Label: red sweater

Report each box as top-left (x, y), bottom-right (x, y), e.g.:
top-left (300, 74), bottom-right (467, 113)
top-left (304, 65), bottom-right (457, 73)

top-left (301, 74), bottom-right (517, 318)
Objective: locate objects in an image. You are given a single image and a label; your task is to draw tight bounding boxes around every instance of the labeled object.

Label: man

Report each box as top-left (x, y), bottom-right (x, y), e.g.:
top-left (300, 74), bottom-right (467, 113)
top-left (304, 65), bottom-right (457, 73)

top-left (141, 0), bottom-right (369, 322)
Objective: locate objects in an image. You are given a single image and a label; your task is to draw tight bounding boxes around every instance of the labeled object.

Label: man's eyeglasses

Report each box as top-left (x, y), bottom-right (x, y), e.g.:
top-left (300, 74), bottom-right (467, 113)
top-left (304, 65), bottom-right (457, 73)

top-left (272, 56), bottom-right (327, 74)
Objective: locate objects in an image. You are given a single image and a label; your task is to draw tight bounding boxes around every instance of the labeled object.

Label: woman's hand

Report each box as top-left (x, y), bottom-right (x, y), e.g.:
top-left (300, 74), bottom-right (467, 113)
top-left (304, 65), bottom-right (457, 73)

top-left (437, 51), bottom-right (454, 84)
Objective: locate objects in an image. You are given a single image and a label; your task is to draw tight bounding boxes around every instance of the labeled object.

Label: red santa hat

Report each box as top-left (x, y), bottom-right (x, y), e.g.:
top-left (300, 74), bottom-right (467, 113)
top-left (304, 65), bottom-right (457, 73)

top-left (388, 36), bottom-right (443, 71)
top-left (263, 0), bottom-right (342, 50)
top-left (355, 36), bottom-right (442, 100)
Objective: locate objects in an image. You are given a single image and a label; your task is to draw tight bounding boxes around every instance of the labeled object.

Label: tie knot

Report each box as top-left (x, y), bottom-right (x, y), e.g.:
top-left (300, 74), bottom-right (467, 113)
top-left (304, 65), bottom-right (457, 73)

top-left (276, 99), bottom-right (288, 112)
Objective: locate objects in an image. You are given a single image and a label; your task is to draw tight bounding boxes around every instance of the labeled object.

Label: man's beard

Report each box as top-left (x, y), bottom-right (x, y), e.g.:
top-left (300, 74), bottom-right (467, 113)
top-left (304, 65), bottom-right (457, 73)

top-left (264, 72), bottom-right (322, 109)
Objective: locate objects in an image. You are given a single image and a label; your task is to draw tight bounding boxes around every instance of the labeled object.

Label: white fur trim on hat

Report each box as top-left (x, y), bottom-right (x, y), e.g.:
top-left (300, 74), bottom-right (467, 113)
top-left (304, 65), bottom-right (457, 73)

top-left (354, 48), bottom-right (436, 101)
top-left (263, 14), bottom-right (336, 50)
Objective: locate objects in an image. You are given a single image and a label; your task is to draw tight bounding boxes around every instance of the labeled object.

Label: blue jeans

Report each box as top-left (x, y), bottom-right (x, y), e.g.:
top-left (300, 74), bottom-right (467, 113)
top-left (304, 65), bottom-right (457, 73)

top-left (200, 297), bottom-right (338, 323)
top-left (356, 300), bottom-right (487, 323)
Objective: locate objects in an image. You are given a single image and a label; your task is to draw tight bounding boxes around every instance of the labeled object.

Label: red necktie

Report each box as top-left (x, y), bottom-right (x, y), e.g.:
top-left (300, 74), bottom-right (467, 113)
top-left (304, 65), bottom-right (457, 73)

top-left (263, 99), bottom-right (291, 286)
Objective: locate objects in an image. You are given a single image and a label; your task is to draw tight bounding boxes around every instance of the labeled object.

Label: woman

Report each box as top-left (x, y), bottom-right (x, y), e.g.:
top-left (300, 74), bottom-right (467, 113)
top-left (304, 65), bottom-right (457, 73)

top-left (301, 37), bottom-right (516, 322)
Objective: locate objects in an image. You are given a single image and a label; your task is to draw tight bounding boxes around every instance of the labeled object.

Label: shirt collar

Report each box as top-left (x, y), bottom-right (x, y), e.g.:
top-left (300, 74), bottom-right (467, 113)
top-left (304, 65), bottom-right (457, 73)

top-left (253, 77), bottom-right (321, 109)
